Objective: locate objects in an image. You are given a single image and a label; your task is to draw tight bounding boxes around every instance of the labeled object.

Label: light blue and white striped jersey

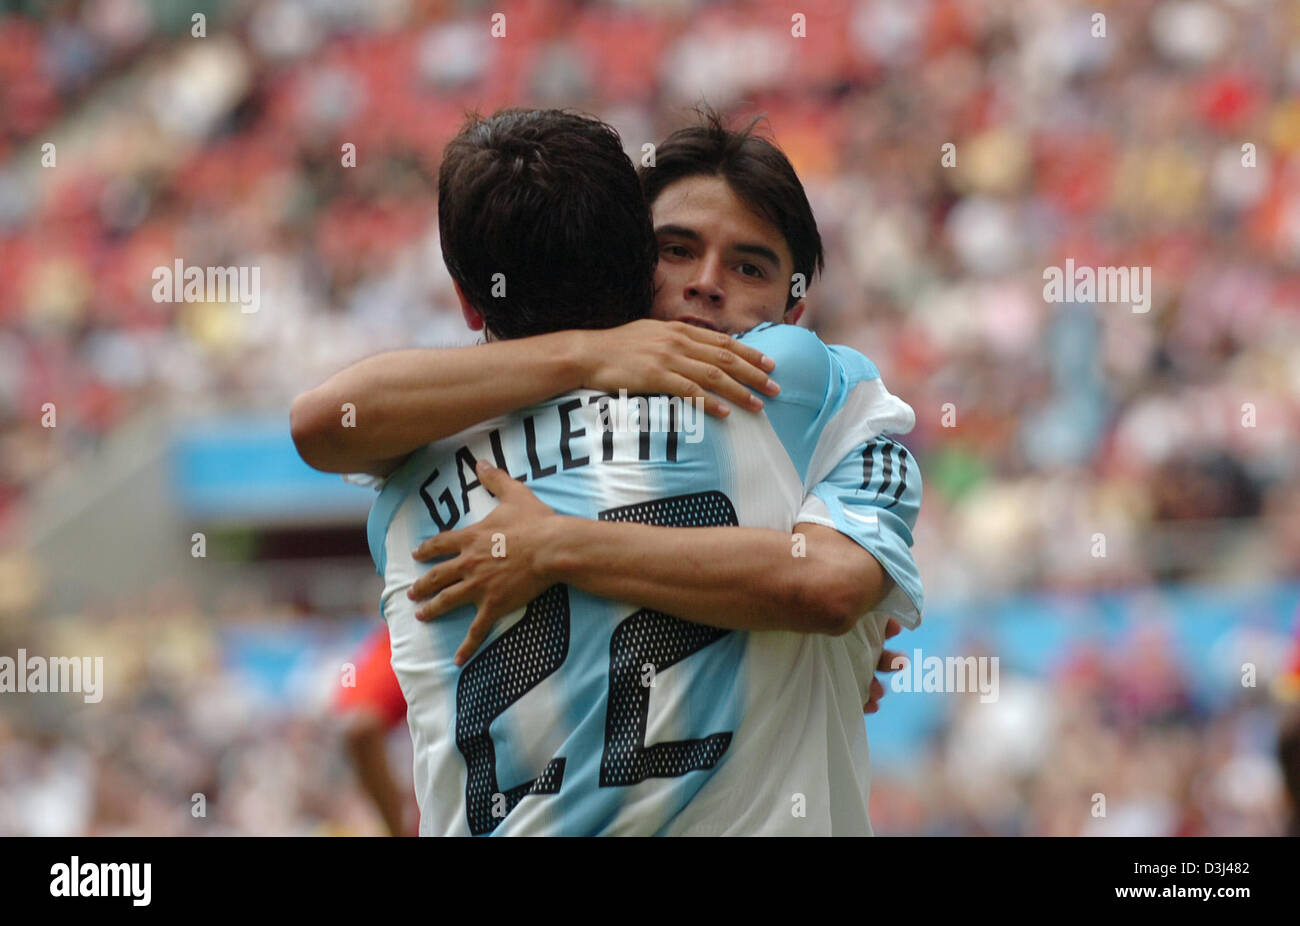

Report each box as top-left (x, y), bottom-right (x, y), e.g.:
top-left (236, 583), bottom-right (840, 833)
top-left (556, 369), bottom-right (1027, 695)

top-left (366, 324), bottom-right (923, 835)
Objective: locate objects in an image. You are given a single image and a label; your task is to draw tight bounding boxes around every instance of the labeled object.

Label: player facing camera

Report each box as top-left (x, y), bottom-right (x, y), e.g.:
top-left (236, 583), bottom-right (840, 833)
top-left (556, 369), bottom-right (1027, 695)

top-left (639, 108), bottom-right (824, 336)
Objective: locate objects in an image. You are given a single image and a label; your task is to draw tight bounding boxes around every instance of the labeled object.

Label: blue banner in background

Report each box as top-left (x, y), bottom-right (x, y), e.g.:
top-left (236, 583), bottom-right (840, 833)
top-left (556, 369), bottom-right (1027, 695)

top-left (865, 580), bottom-right (1300, 768)
top-left (168, 414), bottom-right (375, 522)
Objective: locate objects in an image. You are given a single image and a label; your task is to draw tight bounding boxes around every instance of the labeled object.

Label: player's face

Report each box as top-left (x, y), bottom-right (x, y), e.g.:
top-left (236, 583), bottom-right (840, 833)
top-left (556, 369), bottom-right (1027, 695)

top-left (649, 175), bottom-right (804, 335)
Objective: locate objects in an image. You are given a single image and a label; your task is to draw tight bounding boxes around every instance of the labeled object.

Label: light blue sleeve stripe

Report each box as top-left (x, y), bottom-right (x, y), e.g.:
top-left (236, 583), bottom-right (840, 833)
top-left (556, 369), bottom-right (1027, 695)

top-left (366, 456), bottom-right (420, 577)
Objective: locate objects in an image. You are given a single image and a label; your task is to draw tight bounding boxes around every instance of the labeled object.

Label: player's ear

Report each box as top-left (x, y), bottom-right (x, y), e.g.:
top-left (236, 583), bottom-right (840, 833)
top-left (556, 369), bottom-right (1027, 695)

top-left (784, 301), bottom-right (806, 326)
top-left (453, 280), bottom-right (485, 332)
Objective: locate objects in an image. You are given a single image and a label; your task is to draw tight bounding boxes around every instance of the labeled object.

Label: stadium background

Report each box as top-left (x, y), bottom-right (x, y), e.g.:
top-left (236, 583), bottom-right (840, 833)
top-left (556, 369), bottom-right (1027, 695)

top-left (1, 0), bottom-right (1298, 835)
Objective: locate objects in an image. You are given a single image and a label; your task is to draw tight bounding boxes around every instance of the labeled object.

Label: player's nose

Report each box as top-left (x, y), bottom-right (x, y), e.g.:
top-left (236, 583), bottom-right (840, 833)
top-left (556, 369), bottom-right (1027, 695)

top-left (685, 255), bottom-right (725, 305)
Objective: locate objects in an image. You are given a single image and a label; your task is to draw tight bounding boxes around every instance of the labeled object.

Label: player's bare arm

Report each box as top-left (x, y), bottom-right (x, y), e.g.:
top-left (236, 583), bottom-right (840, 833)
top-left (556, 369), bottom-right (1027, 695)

top-left (339, 706), bottom-right (413, 837)
top-left (408, 460), bottom-right (895, 666)
top-left (289, 320), bottom-right (779, 477)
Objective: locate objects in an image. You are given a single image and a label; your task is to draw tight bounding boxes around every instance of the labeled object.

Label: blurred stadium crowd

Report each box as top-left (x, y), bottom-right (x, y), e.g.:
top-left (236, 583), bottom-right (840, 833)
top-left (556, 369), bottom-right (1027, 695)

top-left (1, 0), bottom-right (1298, 835)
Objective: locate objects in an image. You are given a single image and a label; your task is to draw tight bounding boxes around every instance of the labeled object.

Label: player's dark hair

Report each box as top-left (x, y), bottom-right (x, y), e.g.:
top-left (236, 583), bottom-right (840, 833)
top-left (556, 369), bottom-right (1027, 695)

top-left (438, 108), bottom-right (656, 340)
top-left (639, 105), bottom-right (824, 312)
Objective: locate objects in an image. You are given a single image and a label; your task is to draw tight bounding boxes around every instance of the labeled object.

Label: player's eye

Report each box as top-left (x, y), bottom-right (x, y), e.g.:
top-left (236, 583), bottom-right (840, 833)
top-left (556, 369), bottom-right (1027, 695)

top-left (660, 243), bottom-right (691, 259)
top-left (737, 262), bottom-right (765, 279)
